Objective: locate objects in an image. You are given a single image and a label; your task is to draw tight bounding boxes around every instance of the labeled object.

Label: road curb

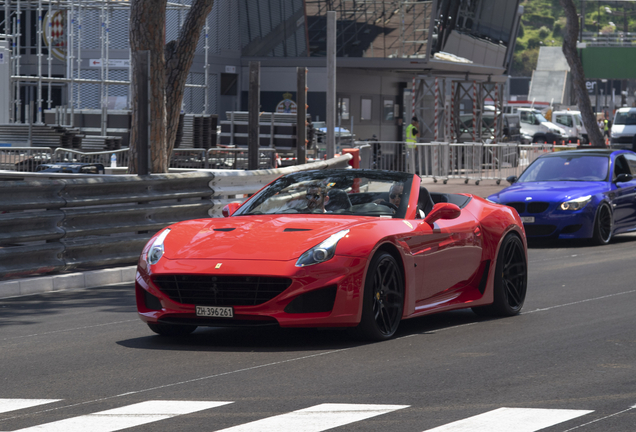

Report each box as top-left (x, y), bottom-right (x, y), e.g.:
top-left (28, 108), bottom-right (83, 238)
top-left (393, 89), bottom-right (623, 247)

top-left (0, 266), bottom-right (137, 299)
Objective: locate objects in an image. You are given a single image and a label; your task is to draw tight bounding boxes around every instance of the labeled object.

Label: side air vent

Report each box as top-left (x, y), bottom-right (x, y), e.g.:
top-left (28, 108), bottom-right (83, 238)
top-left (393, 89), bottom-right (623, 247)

top-left (214, 228), bottom-right (236, 232)
top-left (284, 228), bottom-right (311, 232)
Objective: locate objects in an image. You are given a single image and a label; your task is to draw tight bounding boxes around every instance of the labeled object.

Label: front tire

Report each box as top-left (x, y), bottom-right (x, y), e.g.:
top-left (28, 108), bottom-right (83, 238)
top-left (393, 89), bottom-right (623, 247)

top-left (148, 323), bottom-right (197, 337)
top-left (350, 252), bottom-right (404, 341)
top-left (473, 233), bottom-right (527, 317)
top-left (591, 203), bottom-right (613, 245)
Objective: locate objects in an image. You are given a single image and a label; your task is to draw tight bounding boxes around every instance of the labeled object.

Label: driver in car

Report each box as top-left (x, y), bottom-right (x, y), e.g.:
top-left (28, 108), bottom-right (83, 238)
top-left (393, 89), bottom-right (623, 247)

top-left (305, 184), bottom-right (330, 212)
top-left (374, 182), bottom-right (403, 209)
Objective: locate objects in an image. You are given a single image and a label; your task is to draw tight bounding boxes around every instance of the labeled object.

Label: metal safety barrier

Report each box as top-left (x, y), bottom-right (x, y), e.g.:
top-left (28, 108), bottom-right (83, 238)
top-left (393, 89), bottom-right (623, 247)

top-left (0, 147), bottom-right (281, 172)
top-left (354, 141), bottom-right (577, 184)
top-left (0, 154), bottom-right (352, 279)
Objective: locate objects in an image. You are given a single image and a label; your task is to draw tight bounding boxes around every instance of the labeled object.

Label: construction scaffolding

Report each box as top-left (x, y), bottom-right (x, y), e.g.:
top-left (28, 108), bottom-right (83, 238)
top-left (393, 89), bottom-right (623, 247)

top-left (305, 0), bottom-right (433, 58)
top-left (0, 0), bottom-right (216, 134)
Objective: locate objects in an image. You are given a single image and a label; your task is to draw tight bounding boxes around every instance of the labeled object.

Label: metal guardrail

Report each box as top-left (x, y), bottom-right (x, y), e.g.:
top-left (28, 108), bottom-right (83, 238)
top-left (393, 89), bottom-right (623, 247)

top-left (0, 154), bottom-right (353, 280)
top-left (0, 147), bottom-right (280, 172)
top-left (354, 141), bottom-right (577, 184)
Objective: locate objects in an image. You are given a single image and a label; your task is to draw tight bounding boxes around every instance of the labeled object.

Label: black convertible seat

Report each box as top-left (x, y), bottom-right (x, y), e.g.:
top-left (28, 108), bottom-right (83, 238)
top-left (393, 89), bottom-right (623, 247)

top-left (326, 189), bottom-right (352, 212)
top-left (430, 192), bottom-right (472, 209)
top-left (419, 187), bottom-right (435, 215)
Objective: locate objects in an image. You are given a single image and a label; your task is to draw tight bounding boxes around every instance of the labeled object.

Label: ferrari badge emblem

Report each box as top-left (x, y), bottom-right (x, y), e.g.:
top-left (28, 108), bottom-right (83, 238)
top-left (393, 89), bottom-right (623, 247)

top-left (215, 263), bottom-right (222, 269)
top-left (403, 220), bottom-right (413, 229)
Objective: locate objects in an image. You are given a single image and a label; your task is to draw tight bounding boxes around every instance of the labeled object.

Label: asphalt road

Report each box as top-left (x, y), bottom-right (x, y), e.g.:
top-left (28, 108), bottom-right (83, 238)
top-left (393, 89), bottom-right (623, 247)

top-left (1, 234), bottom-right (635, 431)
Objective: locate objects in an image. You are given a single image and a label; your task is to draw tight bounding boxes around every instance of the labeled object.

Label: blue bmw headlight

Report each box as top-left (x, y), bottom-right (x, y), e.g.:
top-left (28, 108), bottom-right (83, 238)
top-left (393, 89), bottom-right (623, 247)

top-left (296, 229), bottom-right (349, 267)
top-left (147, 229), bottom-right (171, 265)
top-left (559, 195), bottom-right (592, 211)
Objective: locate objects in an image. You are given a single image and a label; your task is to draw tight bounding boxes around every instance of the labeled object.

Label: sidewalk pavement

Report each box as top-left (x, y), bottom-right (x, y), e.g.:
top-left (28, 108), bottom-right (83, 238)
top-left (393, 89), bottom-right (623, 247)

top-left (0, 178), bottom-right (509, 300)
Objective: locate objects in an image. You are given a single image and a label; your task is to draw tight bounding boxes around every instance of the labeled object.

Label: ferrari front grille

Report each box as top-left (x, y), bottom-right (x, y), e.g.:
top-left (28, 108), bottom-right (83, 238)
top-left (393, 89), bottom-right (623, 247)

top-left (152, 275), bottom-right (292, 306)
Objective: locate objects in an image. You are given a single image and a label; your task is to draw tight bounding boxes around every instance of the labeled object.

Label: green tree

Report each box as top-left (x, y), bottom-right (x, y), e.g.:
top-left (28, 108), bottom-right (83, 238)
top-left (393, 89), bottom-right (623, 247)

top-left (559, 0), bottom-right (604, 148)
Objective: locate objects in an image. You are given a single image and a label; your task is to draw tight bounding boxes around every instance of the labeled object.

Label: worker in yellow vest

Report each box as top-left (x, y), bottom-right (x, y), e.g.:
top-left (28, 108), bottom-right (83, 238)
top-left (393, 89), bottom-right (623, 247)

top-left (405, 116), bottom-right (420, 173)
top-left (406, 116), bottom-right (420, 147)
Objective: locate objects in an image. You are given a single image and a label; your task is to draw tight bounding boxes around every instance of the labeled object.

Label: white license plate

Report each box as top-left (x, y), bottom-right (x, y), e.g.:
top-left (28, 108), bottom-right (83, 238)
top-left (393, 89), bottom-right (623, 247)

top-left (521, 216), bottom-right (535, 223)
top-left (196, 306), bottom-right (234, 318)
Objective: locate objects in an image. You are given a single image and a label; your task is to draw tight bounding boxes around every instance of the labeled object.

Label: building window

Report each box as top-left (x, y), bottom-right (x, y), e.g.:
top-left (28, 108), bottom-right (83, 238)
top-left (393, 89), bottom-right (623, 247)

top-left (361, 98), bottom-right (372, 121)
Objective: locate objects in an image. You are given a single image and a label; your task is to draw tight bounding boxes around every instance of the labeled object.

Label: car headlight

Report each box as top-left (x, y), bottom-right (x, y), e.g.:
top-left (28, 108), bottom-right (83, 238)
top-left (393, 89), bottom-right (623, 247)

top-left (147, 229), bottom-right (171, 265)
top-left (559, 196), bottom-right (592, 211)
top-left (611, 130), bottom-right (619, 138)
top-left (295, 229), bottom-right (349, 267)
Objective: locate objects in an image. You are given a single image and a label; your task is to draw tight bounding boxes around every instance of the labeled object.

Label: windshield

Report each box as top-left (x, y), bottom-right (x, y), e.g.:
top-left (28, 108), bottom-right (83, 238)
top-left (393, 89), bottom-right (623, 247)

top-left (518, 155), bottom-right (609, 182)
top-left (535, 113), bottom-right (549, 123)
top-left (234, 170), bottom-right (414, 218)
top-left (613, 111), bottom-right (636, 125)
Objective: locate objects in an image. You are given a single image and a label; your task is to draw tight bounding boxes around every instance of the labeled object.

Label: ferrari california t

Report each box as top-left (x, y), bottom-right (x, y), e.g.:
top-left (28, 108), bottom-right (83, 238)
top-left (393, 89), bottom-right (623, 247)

top-left (488, 149), bottom-right (636, 244)
top-left (136, 169), bottom-right (527, 341)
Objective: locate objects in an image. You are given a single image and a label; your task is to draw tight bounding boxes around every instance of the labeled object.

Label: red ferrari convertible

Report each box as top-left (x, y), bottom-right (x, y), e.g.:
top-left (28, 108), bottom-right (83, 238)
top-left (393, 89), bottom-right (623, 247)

top-left (136, 169), bottom-right (527, 340)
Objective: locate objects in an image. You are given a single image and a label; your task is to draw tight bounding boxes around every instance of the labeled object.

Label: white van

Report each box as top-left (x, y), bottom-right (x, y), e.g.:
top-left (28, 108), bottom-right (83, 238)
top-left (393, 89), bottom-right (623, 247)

top-left (610, 107), bottom-right (636, 150)
top-left (552, 110), bottom-right (588, 144)
top-left (517, 108), bottom-right (567, 144)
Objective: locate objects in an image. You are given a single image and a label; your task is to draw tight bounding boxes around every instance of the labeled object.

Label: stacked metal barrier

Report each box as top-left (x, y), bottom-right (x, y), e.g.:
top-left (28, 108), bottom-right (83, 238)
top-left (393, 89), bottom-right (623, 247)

top-left (0, 147), bottom-right (280, 172)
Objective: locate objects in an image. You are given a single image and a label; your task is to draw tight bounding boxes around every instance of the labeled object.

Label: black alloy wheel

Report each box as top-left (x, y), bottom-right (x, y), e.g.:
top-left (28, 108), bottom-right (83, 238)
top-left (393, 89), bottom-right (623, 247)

top-left (473, 233), bottom-right (527, 317)
top-left (592, 203), bottom-right (613, 245)
top-left (351, 252), bottom-right (404, 341)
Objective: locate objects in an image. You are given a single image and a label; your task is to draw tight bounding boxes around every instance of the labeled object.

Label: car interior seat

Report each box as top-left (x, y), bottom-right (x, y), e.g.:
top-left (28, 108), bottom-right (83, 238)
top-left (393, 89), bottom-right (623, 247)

top-left (418, 187), bottom-right (435, 216)
top-left (325, 189), bottom-right (352, 212)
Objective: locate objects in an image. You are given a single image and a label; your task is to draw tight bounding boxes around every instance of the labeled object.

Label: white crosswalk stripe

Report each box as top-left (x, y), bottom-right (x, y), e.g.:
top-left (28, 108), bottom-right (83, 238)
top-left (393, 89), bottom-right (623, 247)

top-left (213, 403), bottom-right (410, 432)
top-left (7, 400), bottom-right (232, 432)
top-left (0, 400), bottom-right (60, 414)
top-left (0, 400), bottom-right (597, 432)
top-left (421, 407), bottom-right (594, 432)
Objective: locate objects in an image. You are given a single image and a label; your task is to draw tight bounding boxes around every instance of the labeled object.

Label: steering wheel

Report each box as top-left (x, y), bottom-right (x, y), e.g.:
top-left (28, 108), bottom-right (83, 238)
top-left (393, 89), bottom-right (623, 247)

top-left (377, 202), bottom-right (398, 211)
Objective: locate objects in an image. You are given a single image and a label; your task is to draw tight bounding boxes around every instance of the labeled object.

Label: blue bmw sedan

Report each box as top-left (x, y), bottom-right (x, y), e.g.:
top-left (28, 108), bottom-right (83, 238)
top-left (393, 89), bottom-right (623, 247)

top-left (487, 149), bottom-right (636, 244)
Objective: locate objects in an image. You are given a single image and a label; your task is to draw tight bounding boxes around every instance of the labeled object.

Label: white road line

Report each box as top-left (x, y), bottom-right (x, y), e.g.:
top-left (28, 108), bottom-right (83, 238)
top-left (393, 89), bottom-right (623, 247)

top-left (0, 400), bottom-right (60, 414)
top-left (421, 407), bottom-right (593, 432)
top-left (525, 289), bottom-right (636, 314)
top-left (8, 400), bottom-right (231, 432)
top-left (214, 403), bottom-right (409, 432)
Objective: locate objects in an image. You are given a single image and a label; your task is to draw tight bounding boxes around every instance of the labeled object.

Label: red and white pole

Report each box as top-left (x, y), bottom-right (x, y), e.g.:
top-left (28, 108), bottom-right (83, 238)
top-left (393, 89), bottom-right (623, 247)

top-left (472, 81), bottom-right (478, 143)
top-left (434, 78), bottom-right (439, 141)
top-left (411, 77), bottom-right (416, 121)
top-left (493, 84), bottom-right (498, 144)
top-left (450, 82), bottom-right (455, 142)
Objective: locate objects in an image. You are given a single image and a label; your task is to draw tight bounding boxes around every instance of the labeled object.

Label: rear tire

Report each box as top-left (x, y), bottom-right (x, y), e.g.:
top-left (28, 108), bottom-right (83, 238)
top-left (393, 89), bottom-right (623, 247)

top-left (591, 203), bottom-right (613, 245)
top-left (349, 252), bottom-right (404, 341)
top-left (148, 323), bottom-right (197, 337)
top-left (472, 234), bottom-right (527, 317)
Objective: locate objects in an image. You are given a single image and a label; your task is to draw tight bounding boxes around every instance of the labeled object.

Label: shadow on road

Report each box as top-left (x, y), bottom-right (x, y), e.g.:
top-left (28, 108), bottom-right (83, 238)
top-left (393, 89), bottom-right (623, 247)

top-left (117, 309), bottom-right (492, 353)
top-left (527, 232), bottom-right (636, 249)
top-left (0, 284), bottom-right (136, 328)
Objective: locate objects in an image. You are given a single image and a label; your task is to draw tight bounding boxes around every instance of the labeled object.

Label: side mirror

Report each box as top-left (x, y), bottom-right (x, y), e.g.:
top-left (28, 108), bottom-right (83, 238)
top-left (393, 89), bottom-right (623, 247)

top-left (506, 175), bottom-right (518, 184)
top-left (614, 173), bottom-right (634, 184)
top-left (222, 202), bottom-right (241, 217)
top-left (424, 203), bottom-right (461, 225)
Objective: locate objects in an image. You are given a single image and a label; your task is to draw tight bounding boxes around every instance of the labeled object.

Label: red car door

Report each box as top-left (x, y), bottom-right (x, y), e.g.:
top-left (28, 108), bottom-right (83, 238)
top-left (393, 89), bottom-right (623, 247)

top-left (406, 208), bottom-right (482, 306)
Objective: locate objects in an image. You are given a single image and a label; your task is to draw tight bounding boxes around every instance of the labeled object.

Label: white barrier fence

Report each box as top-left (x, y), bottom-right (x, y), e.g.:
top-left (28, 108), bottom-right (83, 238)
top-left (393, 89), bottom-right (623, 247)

top-left (354, 141), bottom-right (578, 184)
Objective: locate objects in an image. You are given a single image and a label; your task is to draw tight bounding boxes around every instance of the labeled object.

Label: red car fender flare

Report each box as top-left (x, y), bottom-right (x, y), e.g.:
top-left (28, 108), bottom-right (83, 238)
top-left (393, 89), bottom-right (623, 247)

top-left (482, 224), bottom-right (527, 303)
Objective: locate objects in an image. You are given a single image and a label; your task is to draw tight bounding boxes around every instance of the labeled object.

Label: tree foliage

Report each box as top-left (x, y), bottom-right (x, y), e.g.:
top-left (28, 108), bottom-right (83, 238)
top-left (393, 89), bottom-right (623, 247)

top-left (559, 0), bottom-right (605, 148)
top-left (129, 0), bottom-right (215, 173)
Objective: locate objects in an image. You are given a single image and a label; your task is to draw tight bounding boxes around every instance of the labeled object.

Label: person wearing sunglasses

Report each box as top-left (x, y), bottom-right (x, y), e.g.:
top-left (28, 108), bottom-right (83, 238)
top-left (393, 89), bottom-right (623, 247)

top-left (388, 182), bottom-right (404, 207)
top-left (305, 185), bottom-right (330, 212)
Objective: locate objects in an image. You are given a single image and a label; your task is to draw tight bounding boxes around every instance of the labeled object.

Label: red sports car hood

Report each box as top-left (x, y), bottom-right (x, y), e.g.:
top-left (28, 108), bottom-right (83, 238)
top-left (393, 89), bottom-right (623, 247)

top-left (162, 216), bottom-right (361, 261)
